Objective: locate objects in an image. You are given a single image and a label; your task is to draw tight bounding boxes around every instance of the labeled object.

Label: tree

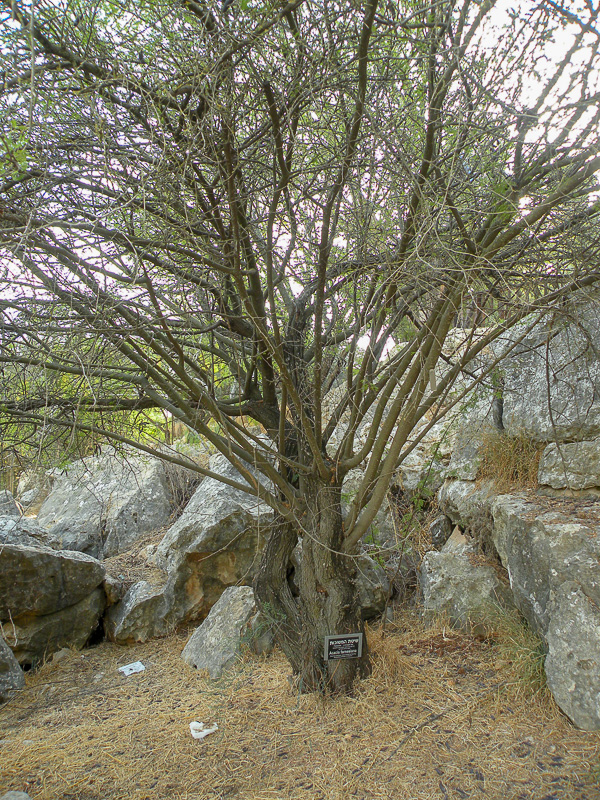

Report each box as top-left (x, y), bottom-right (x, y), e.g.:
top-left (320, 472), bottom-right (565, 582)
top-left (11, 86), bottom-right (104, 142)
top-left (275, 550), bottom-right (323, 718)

top-left (1, 0), bottom-right (600, 692)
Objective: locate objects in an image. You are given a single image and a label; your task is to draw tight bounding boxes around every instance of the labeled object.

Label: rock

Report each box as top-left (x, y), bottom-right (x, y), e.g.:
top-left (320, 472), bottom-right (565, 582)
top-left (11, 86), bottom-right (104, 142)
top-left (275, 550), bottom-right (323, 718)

top-left (104, 578), bottom-right (167, 643)
top-left (538, 440), bottom-right (600, 490)
top-left (492, 493), bottom-right (600, 636)
top-left (1, 793), bottom-right (32, 800)
top-left (447, 419), bottom-right (494, 482)
top-left (106, 454), bottom-right (274, 643)
top-left (0, 515), bottom-right (63, 550)
top-left (355, 555), bottom-right (390, 619)
top-left (396, 452), bottom-right (447, 498)
top-left (37, 450), bottom-right (171, 559)
top-left (437, 479), bottom-right (496, 553)
top-left (0, 543), bottom-right (105, 619)
top-left (545, 582), bottom-right (600, 730)
top-left (182, 586), bottom-right (257, 678)
top-left (0, 543), bottom-right (106, 666)
top-left (0, 635), bottom-right (25, 701)
top-left (502, 297), bottom-right (600, 441)
top-left (0, 490), bottom-right (20, 517)
top-left (420, 535), bottom-right (513, 636)
top-left (429, 514), bottom-right (453, 549)
top-left (4, 588), bottom-right (105, 668)
top-left (103, 575), bottom-right (126, 607)
top-left (17, 468), bottom-right (52, 513)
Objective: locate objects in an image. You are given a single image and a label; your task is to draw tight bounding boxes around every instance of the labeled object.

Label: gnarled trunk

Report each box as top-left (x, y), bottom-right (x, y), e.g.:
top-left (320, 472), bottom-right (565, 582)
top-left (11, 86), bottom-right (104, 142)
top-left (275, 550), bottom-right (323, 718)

top-left (254, 479), bottom-right (370, 694)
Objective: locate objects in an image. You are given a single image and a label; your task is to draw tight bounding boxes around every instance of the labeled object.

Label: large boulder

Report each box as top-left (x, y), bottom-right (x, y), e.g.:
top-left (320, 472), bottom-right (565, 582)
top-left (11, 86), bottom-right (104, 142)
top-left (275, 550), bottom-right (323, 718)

top-left (0, 542), bottom-right (106, 666)
top-left (437, 479), bottom-right (496, 553)
top-left (0, 515), bottom-right (63, 550)
top-left (37, 450), bottom-right (171, 559)
top-left (538, 439), bottom-right (600, 490)
top-left (104, 577), bottom-right (168, 643)
top-left (0, 635), bottom-right (25, 701)
top-left (420, 533), bottom-right (513, 635)
top-left (16, 469), bottom-right (51, 513)
top-left (491, 493), bottom-right (600, 637)
top-left (4, 589), bottom-right (105, 667)
top-left (181, 586), bottom-right (257, 678)
top-left (545, 582), bottom-right (600, 731)
top-left (106, 454), bottom-right (273, 643)
top-left (0, 490), bottom-right (20, 517)
top-left (502, 297), bottom-right (600, 441)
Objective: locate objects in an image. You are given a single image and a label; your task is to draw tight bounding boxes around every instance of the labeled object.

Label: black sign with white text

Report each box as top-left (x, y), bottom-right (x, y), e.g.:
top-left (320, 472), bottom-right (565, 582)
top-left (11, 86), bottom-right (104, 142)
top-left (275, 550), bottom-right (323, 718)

top-left (324, 633), bottom-right (363, 660)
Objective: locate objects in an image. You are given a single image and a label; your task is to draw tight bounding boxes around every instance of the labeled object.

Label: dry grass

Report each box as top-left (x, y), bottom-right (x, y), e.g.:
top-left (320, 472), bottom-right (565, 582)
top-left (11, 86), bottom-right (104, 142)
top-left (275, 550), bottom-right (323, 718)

top-left (478, 432), bottom-right (545, 492)
top-left (2, 610), bottom-right (599, 800)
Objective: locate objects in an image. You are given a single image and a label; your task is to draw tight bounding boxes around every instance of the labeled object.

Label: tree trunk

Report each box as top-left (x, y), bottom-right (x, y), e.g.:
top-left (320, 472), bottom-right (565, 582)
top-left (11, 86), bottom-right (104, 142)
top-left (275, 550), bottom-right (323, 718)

top-left (254, 478), bottom-right (370, 694)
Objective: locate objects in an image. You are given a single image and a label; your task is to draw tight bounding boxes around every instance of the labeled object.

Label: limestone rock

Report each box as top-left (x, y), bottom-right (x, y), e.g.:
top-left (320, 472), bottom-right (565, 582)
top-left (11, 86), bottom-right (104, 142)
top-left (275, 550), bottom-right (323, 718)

top-left (0, 543), bottom-right (105, 619)
top-left (420, 536), bottom-right (513, 635)
top-left (447, 396), bottom-right (503, 481)
top-left (37, 450), bottom-right (171, 559)
top-left (545, 582), bottom-right (600, 730)
top-left (0, 635), bottom-right (25, 701)
top-left (104, 578), bottom-right (168, 643)
top-left (106, 455), bottom-right (273, 643)
top-left (502, 298), bottom-right (600, 441)
top-left (492, 493), bottom-right (600, 636)
top-left (437, 479), bottom-right (496, 553)
top-left (0, 490), bottom-right (20, 517)
top-left (0, 515), bottom-right (63, 550)
top-left (538, 440), bottom-right (600, 490)
top-left (4, 588), bottom-right (105, 668)
top-left (182, 586), bottom-right (257, 678)
top-left (355, 554), bottom-right (390, 619)
top-left (17, 468), bottom-right (52, 513)
top-left (1, 792), bottom-right (32, 800)
top-left (0, 543), bottom-right (105, 666)
top-left (429, 515), bottom-right (453, 549)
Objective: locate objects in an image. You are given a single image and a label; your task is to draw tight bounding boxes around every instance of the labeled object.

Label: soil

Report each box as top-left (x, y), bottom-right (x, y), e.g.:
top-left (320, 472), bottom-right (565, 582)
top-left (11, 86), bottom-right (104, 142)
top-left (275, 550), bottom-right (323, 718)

top-left (1, 611), bottom-right (599, 800)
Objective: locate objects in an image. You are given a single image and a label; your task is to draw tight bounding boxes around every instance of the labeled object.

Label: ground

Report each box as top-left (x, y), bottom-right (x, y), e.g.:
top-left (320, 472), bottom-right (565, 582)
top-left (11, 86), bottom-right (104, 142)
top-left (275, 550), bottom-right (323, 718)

top-left (1, 611), bottom-right (599, 800)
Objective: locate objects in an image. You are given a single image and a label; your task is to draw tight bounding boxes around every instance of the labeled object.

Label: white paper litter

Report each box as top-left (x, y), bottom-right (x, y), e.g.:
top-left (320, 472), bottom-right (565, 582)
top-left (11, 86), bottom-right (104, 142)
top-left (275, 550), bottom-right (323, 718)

top-left (190, 721), bottom-right (218, 740)
top-left (118, 661), bottom-right (145, 676)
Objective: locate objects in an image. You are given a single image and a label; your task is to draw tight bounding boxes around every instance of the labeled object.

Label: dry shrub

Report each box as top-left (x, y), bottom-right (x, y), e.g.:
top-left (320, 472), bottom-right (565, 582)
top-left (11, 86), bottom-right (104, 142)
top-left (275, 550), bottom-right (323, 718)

top-left (486, 606), bottom-right (548, 697)
top-left (478, 431), bottom-right (544, 491)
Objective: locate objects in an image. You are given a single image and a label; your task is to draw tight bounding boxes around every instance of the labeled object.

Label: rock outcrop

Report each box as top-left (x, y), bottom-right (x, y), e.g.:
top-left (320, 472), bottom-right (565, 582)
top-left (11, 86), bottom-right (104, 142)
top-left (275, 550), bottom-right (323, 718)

top-left (544, 582), bottom-right (600, 731)
top-left (0, 490), bottom-right (20, 517)
top-left (502, 299), bottom-right (600, 441)
top-left (37, 450), bottom-right (171, 559)
top-left (421, 532), bottom-right (513, 636)
top-left (538, 440), bottom-right (600, 491)
top-left (0, 543), bottom-right (106, 666)
top-left (105, 454), bottom-right (273, 643)
top-left (491, 493), bottom-right (600, 638)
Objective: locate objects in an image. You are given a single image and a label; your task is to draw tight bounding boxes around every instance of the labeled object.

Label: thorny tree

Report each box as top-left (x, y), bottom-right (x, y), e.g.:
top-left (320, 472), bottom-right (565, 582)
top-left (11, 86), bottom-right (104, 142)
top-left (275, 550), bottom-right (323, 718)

top-left (1, 0), bottom-right (600, 692)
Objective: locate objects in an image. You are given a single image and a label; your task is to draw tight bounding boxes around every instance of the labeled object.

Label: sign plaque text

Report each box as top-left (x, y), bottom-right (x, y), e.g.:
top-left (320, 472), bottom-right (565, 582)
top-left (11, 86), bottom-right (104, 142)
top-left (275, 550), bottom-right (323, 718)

top-left (324, 633), bottom-right (363, 661)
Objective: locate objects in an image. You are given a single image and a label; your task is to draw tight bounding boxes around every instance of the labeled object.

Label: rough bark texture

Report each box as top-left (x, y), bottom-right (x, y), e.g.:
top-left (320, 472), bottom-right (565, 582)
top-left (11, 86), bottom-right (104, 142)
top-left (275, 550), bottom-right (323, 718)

top-left (254, 480), bottom-right (370, 694)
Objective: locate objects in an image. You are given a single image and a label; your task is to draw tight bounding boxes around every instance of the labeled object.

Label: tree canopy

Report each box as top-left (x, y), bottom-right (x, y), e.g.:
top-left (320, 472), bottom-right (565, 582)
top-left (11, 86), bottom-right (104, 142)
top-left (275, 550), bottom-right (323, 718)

top-left (1, 0), bottom-right (600, 690)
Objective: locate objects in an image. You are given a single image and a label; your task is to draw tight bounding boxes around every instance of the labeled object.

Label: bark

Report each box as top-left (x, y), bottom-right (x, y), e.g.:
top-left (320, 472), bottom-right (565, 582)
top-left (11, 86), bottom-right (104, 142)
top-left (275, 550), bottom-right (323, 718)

top-left (254, 477), bottom-right (370, 694)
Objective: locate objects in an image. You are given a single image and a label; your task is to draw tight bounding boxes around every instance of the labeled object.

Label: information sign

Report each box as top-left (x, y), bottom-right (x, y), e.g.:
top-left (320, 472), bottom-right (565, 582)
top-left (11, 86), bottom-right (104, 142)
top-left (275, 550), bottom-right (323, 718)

top-left (324, 633), bottom-right (363, 660)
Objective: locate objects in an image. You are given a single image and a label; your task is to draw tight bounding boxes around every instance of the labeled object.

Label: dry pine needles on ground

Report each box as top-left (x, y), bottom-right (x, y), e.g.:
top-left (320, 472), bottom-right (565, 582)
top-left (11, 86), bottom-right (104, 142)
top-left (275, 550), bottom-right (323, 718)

top-left (1, 611), bottom-right (599, 800)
